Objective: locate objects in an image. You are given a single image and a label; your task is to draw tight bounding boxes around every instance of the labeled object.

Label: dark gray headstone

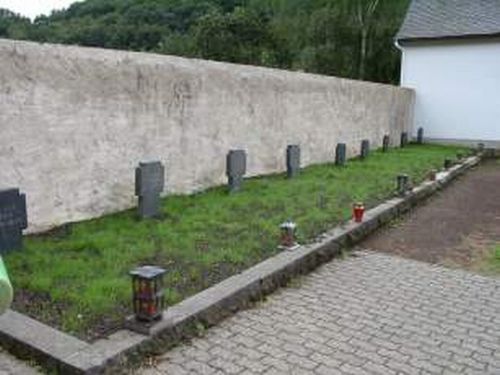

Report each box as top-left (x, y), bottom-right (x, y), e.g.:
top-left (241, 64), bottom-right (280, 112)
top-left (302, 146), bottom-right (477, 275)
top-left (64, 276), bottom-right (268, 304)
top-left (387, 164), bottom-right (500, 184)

top-left (417, 127), bottom-right (424, 144)
top-left (286, 145), bottom-right (300, 178)
top-left (0, 188), bottom-right (27, 254)
top-left (382, 135), bottom-right (390, 152)
top-left (360, 140), bottom-right (370, 159)
top-left (226, 150), bottom-right (247, 192)
top-left (335, 143), bottom-right (347, 166)
top-left (400, 132), bottom-right (409, 148)
top-left (135, 161), bottom-right (165, 219)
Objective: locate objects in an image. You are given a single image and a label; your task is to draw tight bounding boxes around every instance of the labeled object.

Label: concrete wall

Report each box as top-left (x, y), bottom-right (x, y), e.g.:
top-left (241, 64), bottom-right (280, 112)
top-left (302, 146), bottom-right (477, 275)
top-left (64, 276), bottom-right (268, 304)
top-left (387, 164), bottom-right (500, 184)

top-left (400, 38), bottom-right (500, 143)
top-left (0, 39), bottom-right (414, 233)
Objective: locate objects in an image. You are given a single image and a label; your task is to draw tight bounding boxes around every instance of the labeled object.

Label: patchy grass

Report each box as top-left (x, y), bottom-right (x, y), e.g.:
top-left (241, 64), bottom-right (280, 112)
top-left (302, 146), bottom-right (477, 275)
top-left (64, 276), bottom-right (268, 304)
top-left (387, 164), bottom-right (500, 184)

top-left (478, 245), bottom-right (500, 275)
top-left (5, 144), bottom-right (467, 340)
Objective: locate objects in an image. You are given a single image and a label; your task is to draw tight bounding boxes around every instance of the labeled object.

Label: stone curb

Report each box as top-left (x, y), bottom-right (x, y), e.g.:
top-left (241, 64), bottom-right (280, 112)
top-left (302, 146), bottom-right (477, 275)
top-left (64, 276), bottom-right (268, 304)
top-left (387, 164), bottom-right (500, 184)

top-left (0, 156), bottom-right (480, 374)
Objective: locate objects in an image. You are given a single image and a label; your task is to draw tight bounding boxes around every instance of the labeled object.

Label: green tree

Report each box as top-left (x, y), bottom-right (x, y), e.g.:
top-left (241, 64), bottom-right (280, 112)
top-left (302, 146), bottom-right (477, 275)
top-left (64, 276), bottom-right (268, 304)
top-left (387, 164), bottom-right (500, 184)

top-left (0, 0), bottom-right (411, 84)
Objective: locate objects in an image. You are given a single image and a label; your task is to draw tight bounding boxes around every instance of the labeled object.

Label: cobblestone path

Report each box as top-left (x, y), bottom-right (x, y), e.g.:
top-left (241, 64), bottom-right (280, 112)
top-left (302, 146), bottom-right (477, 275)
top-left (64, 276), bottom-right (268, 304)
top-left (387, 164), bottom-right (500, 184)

top-left (141, 251), bottom-right (500, 375)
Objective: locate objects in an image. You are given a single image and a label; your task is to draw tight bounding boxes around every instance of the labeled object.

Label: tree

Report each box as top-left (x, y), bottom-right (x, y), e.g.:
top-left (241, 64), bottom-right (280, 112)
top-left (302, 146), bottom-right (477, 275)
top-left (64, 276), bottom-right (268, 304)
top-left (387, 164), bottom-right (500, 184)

top-left (354, 0), bottom-right (380, 80)
top-left (0, 0), bottom-right (411, 84)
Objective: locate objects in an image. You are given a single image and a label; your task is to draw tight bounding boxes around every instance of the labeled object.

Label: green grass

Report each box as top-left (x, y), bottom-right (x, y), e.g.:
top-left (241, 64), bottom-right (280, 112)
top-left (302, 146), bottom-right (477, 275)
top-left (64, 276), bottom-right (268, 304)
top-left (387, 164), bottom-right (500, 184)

top-left (4, 144), bottom-right (467, 339)
top-left (480, 245), bottom-right (500, 275)
top-left (489, 246), bottom-right (500, 272)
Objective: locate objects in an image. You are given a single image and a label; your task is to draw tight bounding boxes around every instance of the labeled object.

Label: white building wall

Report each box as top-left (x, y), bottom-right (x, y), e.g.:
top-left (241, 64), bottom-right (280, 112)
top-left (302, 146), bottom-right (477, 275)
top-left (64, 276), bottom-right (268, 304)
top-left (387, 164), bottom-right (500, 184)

top-left (400, 39), bottom-right (500, 143)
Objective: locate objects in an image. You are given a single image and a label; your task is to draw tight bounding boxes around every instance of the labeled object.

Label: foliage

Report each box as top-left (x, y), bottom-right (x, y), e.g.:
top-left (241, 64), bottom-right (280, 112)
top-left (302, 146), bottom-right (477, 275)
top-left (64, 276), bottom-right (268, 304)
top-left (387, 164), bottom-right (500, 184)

top-left (5, 144), bottom-right (466, 339)
top-left (0, 0), bottom-right (410, 83)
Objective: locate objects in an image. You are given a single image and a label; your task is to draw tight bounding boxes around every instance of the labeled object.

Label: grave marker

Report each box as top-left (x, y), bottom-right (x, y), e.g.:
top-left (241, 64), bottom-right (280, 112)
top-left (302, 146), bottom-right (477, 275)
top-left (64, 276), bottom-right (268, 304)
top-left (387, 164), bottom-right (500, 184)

top-left (417, 127), bottom-right (424, 144)
top-left (400, 132), bottom-right (409, 148)
top-left (382, 135), bottom-right (390, 152)
top-left (286, 145), bottom-right (301, 178)
top-left (135, 161), bottom-right (165, 219)
top-left (335, 143), bottom-right (347, 166)
top-left (360, 140), bottom-right (370, 159)
top-left (227, 150), bottom-right (247, 193)
top-left (0, 188), bottom-right (27, 254)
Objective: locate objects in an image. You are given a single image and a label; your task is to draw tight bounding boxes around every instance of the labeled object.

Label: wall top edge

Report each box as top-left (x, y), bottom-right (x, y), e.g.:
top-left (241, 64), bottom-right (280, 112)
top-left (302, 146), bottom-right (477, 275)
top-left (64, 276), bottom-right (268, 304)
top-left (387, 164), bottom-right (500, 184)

top-left (0, 37), bottom-right (406, 92)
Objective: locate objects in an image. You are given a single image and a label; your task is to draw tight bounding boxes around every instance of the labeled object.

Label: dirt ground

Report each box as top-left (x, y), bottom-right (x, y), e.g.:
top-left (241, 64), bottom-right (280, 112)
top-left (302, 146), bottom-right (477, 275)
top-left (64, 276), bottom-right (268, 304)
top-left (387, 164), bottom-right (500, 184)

top-left (362, 159), bottom-right (500, 271)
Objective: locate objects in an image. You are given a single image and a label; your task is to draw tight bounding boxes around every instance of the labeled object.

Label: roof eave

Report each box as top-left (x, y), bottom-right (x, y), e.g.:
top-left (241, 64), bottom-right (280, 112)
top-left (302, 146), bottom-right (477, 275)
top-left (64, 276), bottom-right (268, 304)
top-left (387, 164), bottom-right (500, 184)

top-left (396, 32), bottom-right (500, 45)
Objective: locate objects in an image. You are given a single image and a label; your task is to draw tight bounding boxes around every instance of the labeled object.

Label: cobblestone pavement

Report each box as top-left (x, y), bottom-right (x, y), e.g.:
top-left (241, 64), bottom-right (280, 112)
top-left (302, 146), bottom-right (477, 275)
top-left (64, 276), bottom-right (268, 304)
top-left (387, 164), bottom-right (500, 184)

top-left (0, 348), bottom-right (40, 375)
top-left (140, 251), bottom-right (500, 375)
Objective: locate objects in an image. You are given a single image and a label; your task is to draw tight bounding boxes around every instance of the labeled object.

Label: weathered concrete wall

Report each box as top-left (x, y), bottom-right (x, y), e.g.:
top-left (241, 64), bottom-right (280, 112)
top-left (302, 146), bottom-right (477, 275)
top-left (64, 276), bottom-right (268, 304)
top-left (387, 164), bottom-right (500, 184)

top-left (0, 39), bottom-right (415, 233)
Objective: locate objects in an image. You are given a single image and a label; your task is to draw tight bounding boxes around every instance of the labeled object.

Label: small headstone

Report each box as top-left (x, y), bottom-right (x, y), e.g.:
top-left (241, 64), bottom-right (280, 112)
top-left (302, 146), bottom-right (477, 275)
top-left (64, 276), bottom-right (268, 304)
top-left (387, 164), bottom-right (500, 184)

top-left (227, 150), bottom-right (247, 193)
top-left (286, 145), bottom-right (301, 178)
top-left (382, 135), bottom-right (390, 152)
top-left (335, 143), bottom-right (347, 166)
top-left (135, 161), bottom-right (165, 219)
top-left (360, 140), bottom-right (370, 159)
top-left (0, 188), bottom-right (27, 254)
top-left (417, 128), bottom-right (424, 144)
top-left (400, 132), bottom-right (409, 148)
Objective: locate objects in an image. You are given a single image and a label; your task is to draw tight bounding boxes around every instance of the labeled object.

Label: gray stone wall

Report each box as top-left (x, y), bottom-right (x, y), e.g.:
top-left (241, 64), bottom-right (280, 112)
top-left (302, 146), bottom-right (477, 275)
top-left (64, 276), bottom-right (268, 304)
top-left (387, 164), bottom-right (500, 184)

top-left (0, 39), bottom-right (415, 233)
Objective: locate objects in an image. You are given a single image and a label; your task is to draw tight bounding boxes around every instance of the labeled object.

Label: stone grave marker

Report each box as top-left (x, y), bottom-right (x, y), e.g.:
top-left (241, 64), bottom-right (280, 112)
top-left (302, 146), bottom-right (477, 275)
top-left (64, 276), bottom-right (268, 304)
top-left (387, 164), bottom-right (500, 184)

top-left (0, 188), bottom-right (27, 254)
top-left (286, 145), bottom-right (301, 178)
top-left (335, 143), bottom-right (347, 166)
top-left (382, 135), bottom-right (390, 152)
top-left (135, 161), bottom-right (165, 219)
top-left (400, 132), bottom-right (409, 148)
top-left (417, 127), bottom-right (424, 144)
top-left (360, 140), bottom-right (370, 159)
top-left (226, 150), bottom-right (247, 192)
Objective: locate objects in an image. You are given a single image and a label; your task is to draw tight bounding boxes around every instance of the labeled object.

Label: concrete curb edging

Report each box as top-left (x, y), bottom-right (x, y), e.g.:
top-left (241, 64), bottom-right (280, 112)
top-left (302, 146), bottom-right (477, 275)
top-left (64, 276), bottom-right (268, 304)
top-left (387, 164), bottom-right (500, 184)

top-left (0, 156), bottom-right (481, 374)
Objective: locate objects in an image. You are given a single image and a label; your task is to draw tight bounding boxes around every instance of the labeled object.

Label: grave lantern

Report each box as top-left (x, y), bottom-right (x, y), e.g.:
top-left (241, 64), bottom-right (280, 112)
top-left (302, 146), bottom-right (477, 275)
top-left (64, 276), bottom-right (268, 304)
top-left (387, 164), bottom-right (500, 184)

top-left (280, 220), bottom-right (298, 249)
top-left (130, 265), bottom-right (166, 322)
top-left (428, 169), bottom-right (438, 181)
top-left (352, 202), bottom-right (365, 223)
top-left (397, 174), bottom-right (410, 196)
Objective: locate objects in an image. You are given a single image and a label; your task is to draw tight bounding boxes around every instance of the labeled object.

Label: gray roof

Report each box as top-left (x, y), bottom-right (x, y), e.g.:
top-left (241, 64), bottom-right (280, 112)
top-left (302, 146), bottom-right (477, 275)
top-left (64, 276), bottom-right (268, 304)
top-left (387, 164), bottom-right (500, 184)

top-left (396, 0), bottom-right (500, 42)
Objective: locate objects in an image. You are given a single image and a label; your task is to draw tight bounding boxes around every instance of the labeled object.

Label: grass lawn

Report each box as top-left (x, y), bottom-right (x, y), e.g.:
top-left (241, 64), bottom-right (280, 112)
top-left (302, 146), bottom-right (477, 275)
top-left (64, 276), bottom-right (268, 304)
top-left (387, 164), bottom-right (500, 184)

top-left (5, 144), bottom-right (467, 340)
